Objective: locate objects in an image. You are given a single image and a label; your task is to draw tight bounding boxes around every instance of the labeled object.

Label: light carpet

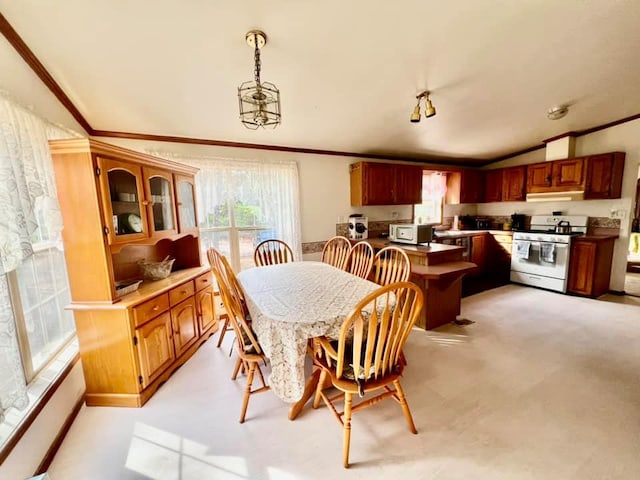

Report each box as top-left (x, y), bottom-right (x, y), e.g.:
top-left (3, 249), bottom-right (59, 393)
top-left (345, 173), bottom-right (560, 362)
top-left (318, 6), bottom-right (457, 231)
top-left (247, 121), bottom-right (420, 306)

top-left (48, 285), bottom-right (640, 480)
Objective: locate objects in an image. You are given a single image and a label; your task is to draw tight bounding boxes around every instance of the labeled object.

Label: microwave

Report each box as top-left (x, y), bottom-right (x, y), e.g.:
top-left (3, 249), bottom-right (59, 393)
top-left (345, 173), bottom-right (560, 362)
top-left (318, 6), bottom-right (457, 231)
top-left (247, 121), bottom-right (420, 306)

top-left (389, 224), bottom-right (434, 245)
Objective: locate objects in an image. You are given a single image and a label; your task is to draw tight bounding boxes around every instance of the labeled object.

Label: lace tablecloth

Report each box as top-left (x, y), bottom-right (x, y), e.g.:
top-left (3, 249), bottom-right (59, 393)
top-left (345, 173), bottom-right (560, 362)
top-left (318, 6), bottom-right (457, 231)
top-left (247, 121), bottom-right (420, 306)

top-left (237, 261), bottom-right (381, 402)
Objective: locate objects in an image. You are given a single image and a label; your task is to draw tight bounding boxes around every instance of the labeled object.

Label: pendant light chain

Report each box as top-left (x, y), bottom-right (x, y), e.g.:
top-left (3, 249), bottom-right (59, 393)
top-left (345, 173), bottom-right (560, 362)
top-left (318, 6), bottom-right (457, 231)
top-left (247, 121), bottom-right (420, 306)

top-left (253, 34), bottom-right (262, 86)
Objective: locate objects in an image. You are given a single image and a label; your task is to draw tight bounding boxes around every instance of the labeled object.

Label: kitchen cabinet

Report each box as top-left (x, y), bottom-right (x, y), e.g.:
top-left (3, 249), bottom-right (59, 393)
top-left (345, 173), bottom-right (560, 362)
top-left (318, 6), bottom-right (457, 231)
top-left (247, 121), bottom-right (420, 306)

top-left (484, 169), bottom-right (503, 203)
top-left (527, 158), bottom-right (584, 193)
top-left (584, 152), bottom-right (625, 199)
top-left (350, 161), bottom-right (422, 206)
top-left (470, 234), bottom-right (487, 276)
top-left (501, 166), bottom-right (527, 201)
top-left (568, 237), bottom-right (616, 297)
top-left (445, 169), bottom-right (484, 204)
top-left (49, 139), bottom-right (217, 407)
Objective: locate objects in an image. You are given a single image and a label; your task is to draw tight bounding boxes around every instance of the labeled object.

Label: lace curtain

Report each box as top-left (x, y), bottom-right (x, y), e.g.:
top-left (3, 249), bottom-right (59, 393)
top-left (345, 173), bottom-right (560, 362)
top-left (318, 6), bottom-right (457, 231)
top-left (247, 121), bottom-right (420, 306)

top-left (150, 151), bottom-right (303, 261)
top-left (0, 92), bottom-right (74, 422)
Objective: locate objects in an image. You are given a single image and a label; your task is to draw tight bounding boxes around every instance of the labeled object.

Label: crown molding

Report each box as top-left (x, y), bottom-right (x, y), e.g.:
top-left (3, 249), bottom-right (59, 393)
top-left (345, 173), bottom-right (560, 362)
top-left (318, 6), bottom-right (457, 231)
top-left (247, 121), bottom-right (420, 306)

top-left (2, 12), bottom-right (640, 166)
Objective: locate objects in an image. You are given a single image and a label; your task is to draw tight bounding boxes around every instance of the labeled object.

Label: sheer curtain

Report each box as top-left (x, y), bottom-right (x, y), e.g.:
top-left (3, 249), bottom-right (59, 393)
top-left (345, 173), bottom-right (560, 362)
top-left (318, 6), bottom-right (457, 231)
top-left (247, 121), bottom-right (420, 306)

top-left (150, 151), bottom-right (302, 267)
top-left (0, 91), bottom-right (72, 421)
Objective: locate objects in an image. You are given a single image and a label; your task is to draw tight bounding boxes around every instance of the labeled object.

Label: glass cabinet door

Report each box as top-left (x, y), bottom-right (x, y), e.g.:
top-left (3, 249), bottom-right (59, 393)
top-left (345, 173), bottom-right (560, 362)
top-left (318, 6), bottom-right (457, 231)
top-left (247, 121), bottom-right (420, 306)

top-left (174, 174), bottom-right (198, 236)
top-left (143, 167), bottom-right (177, 238)
top-left (97, 157), bottom-right (149, 244)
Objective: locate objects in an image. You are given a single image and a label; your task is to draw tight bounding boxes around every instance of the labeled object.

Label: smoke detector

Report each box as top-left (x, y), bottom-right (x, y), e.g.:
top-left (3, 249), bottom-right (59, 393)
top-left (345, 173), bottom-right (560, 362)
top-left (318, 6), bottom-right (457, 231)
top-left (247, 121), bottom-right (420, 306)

top-left (547, 105), bottom-right (569, 120)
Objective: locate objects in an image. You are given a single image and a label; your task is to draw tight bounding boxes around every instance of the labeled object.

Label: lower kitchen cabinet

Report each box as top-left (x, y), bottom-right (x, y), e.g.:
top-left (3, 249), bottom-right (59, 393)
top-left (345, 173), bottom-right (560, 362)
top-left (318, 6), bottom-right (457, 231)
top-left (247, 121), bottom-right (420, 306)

top-left (567, 237), bottom-right (616, 297)
top-left (73, 268), bottom-right (218, 407)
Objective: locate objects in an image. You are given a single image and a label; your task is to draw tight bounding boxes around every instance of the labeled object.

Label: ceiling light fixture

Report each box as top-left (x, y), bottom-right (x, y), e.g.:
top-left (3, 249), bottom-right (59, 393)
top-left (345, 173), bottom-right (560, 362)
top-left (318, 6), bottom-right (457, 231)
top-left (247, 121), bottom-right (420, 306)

top-left (410, 91), bottom-right (436, 123)
top-left (547, 105), bottom-right (569, 120)
top-left (238, 30), bottom-right (281, 129)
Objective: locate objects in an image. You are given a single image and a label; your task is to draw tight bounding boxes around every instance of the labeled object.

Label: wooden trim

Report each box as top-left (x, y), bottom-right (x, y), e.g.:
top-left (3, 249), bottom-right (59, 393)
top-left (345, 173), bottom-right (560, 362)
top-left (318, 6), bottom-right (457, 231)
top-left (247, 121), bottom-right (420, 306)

top-left (34, 392), bottom-right (85, 476)
top-left (0, 13), bottom-right (93, 134)
top-left (3, 10), bottom-right (640, 167)
top-left (579, 113), bottom-right (640, 137)
top-left (490, 143), bottom-right (545, 163)
top-left (91, 130), bottom-right (473, 166)
top-left (0, 354), bottom-right (81, 464)
top-left (542, 131), bottom-right (578, 143)
top-left (607, 289), bottom-right (626, 296)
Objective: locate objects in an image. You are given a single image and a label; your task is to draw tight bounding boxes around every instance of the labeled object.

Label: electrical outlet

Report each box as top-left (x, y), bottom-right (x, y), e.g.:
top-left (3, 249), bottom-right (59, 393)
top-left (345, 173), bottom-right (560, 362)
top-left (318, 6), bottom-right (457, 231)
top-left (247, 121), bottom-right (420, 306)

top-left (391, 211), bottom-right (399, 220)
top-left (610, 209), bottom-right (626, 219)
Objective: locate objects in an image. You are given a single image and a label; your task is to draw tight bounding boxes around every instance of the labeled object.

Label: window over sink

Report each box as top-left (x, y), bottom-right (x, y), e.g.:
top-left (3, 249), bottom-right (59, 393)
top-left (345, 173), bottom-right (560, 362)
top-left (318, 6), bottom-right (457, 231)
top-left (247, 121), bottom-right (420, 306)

top-left (413, 171), bottom-right (447, 224)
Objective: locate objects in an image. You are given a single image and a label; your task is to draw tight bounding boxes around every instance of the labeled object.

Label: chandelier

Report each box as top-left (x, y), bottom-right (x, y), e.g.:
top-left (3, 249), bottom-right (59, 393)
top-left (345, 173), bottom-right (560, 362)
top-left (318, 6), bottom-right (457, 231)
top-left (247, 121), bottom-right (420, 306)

top-left (238, 30), bottom-right (281, 129)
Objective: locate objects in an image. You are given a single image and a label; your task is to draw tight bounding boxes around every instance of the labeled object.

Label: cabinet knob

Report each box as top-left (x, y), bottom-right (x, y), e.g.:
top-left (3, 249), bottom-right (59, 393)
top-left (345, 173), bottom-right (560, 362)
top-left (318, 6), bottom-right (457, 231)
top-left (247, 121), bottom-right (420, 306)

top-left (152, 305), bottom-right (159, 311)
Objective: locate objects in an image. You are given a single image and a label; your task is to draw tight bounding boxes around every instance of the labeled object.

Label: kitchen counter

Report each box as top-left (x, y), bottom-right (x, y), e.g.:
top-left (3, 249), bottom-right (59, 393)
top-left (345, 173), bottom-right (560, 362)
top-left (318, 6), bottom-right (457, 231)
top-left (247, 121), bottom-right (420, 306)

top-left (357, 237), bottom-right (476, 329)
top-left (361, 237), bottom-right (464, 265)
top-left (434, 229), bottom-right (513, 238)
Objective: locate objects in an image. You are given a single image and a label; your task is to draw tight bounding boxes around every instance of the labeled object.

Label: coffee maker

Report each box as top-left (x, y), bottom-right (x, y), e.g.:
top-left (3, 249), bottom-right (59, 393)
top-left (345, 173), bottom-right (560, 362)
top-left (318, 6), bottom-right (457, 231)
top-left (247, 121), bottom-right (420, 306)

top-left (511, 213), bottom-right (526, 231)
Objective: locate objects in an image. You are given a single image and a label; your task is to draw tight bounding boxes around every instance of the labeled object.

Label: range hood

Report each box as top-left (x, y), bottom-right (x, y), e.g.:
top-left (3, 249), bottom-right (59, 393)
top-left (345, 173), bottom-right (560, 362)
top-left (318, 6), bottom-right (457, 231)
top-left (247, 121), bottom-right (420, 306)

top-left (526, 190), bottom-right (585, 202)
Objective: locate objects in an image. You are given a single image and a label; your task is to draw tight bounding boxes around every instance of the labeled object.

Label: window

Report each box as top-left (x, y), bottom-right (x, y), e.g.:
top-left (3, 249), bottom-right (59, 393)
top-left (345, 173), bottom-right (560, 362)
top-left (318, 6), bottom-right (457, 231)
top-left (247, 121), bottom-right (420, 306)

top-left (414, 171), bottom-right (447, 224)
top-left (8, 243), bottom-right (74, 381)
top-left (0, 92), bottom-right (78, 445)
top-left (174, 156), bottom-right (301, 272)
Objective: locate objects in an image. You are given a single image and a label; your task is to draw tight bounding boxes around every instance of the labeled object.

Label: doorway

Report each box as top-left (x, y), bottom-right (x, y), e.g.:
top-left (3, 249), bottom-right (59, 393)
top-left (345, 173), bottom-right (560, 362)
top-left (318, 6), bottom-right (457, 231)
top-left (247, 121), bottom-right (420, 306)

top-left (625, 169), bottom-right (640, 296)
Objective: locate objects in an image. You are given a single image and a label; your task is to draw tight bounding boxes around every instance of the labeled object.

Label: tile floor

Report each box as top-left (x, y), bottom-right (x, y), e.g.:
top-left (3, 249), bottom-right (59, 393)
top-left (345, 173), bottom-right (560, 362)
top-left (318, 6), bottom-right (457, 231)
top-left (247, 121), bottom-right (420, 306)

top-left (47, 285), bottom-right (640, 480)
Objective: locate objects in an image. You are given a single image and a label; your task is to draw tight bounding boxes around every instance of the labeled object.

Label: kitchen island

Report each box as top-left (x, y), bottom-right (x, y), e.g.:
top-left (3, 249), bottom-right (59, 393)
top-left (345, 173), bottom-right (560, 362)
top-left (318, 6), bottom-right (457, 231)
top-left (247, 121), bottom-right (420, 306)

top-left (358, 238), bottom-right (476, 329)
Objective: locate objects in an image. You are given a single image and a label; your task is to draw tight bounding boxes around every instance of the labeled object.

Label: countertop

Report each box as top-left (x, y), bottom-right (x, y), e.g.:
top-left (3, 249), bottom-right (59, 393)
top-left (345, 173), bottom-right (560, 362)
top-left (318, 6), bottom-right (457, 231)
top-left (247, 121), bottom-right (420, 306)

top-left (434, 229), bottom-right (513, 238)
top-left (363, 237), bottom-right (464, 256)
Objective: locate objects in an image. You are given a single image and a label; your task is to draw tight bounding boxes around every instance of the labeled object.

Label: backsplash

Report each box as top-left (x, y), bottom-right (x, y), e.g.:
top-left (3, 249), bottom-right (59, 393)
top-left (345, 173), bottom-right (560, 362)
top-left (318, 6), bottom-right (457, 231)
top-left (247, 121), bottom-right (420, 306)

top-left (335, 218), bottom-right (411, 238)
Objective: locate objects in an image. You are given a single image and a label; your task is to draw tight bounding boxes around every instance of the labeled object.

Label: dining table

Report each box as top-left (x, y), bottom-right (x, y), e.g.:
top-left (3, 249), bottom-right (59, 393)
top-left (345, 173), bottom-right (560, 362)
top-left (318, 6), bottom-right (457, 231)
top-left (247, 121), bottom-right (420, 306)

top-left (236, 261), bottom-right (382, 420)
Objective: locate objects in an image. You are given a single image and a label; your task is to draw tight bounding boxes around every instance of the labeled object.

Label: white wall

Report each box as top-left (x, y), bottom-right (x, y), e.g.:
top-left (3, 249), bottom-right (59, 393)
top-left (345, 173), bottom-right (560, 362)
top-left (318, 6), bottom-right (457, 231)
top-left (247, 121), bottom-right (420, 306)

top-left (477, 120), bottom-right (640, 291)
top-left (0, 363), bottom-right (85, 479)
top-left (0, 35), bottom-right (86, 134)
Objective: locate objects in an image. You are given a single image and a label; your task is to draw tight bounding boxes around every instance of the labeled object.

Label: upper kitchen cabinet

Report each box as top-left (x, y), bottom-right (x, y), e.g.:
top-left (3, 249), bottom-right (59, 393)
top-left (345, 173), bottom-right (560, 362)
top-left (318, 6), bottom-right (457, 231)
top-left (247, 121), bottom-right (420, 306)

top-left (501, 166), bottom-right (527, 201)
top-left (350, 162), bottom-right (422, 206)
top-left (526, 152), bottom-right (624, 199)
top-left (484, 169), bottom-right (503, 203)
top-left (584, 152), bottom-right (625, 199)
top-left (445, 169), bottom-right (484, 204)
top-left (527, 158), bottom-right (584, 193)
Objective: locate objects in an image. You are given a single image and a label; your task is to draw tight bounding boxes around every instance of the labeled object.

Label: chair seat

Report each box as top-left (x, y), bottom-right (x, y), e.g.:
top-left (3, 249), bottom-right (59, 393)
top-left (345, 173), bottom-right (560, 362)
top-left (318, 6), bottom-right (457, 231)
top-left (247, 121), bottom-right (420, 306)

top-left (315, 353), bottom-right (403, 394)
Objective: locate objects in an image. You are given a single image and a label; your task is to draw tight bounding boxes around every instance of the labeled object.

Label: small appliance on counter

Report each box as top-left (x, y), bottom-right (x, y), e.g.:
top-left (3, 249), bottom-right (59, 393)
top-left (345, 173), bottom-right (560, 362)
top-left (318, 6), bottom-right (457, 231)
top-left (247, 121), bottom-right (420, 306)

top-left (511, 213), bottom-right (526, 231)
top-left (475, 218), bottom-right (491, 230)
top-left (389, 223), bottom-right (434, 245)
top-left (348, 214), bottom-right (368, 240)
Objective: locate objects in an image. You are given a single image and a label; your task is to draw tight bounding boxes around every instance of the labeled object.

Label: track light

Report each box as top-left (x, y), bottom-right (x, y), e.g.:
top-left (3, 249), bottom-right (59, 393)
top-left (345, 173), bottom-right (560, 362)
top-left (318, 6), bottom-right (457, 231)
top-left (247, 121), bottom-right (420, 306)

top-left (410, 91), bottom-right (436, 123)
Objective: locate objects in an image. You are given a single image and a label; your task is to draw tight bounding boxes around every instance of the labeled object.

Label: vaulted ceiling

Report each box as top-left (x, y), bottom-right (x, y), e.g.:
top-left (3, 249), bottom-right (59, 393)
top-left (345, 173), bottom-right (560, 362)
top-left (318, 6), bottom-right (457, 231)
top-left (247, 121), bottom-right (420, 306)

top-left (1, 1), bottom-right (640, 164)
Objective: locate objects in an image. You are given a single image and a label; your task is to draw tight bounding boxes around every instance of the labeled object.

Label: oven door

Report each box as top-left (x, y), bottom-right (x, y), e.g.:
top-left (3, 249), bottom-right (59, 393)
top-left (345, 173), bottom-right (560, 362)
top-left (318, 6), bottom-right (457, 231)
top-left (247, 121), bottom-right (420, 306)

top-left (510, 240), bottom-right (569, 279)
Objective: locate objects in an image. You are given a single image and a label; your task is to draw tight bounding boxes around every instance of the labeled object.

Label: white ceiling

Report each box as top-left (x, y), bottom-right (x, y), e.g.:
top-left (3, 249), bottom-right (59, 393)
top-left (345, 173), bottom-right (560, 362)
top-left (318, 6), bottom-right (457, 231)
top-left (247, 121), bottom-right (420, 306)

top-left (2, 0), bottom-right (640, 163)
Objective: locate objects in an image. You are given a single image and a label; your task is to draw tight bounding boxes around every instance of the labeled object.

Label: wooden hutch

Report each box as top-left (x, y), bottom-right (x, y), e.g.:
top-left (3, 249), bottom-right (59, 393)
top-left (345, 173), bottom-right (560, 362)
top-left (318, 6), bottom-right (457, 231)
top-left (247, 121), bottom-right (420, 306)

top-left (50, 138), bottom-right (218, 407)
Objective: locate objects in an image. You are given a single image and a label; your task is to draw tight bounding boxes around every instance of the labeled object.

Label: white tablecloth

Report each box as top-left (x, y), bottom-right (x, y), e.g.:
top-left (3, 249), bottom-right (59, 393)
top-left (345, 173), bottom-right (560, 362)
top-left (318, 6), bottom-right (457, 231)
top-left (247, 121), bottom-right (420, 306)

top-left (237, 261), bottom-right (381, 402)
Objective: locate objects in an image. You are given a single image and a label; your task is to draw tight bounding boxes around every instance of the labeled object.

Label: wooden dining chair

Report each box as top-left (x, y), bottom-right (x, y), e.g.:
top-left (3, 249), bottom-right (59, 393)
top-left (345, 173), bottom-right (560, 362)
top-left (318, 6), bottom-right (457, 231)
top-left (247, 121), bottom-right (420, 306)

top-left (211, 264), bottom-right (270, 423)
top-left (321, 236), bottom-right (352, 269)
top-left (345, 241), bottom-right (374, 279)
top-left (207, 248), bottom-right (236, 348)
top-left (254, 239), bottom-right (294, 266)
top-left (372, 246), bottom-right (411, 286)
top-left (312, 281), bottom-right (424, 468)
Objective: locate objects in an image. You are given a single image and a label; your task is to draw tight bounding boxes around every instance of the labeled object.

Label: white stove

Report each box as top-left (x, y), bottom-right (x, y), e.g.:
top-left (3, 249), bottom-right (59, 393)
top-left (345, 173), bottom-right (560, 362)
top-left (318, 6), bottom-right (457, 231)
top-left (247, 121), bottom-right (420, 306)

top-left (510, 215), bottom-right (588, 293)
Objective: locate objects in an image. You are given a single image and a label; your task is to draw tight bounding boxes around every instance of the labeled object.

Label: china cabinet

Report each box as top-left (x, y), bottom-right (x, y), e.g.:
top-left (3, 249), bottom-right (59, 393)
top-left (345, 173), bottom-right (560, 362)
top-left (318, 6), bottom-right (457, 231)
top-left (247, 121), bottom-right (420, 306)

top-left (49, 138), bottom-right (217, 407)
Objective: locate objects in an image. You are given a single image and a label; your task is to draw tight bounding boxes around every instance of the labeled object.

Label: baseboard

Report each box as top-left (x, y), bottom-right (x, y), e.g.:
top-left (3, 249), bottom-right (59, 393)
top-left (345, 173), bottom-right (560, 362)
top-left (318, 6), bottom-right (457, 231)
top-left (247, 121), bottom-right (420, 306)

top-left (34, 391), bottom-right (85, 475)
top-left (608, 289), bottom-right (626, 296)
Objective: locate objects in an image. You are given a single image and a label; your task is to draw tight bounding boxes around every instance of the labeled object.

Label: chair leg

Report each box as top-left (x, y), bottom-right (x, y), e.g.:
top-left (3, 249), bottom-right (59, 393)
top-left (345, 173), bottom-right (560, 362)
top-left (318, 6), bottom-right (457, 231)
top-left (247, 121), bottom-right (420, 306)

top-left (239, 362), bottom-right (256, 423)
top-left (313, 368), bottom-right (327, 409)
top-left (232, 357), bottom-right (243, 380)
top-left (343, 392), bottom-right (353, 468)
top-left (216, 317), bottom-right (229, 347)
top-left (394, 380), bottom-right (417, 434)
